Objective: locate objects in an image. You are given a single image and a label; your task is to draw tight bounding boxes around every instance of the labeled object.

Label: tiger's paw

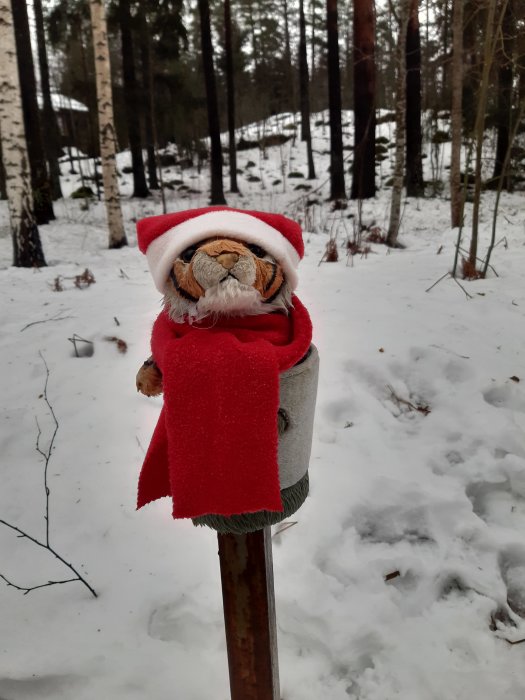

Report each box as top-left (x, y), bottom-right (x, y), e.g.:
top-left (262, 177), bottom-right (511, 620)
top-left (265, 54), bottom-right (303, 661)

top-left (136, 359), bottom-right (163, 397)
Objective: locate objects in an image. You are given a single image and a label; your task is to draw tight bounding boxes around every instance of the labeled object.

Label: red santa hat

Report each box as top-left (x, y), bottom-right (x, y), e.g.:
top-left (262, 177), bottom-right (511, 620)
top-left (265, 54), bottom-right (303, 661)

top-left (137, 206), bottom-right (304, 293)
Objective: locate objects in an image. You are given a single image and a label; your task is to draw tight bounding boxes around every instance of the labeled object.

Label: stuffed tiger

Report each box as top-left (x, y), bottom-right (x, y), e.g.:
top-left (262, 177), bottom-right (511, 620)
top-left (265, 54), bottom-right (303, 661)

top-left (136, 236), bottom-right (292, 398)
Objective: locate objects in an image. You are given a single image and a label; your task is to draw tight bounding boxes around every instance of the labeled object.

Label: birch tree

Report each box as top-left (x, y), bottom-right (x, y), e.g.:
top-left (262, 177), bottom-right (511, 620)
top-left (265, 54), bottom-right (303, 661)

top-left (386, 0), bottom-right (411, 248)
top-left (0, 0), bottom-right (46, 267)
top-left (89, 0), bottom-right (127, 249)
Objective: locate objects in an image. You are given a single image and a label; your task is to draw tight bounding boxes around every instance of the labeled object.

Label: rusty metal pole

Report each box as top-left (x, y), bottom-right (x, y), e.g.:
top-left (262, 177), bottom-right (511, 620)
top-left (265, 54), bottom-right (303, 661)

top-left (218, 527), bottom-right (280, 700)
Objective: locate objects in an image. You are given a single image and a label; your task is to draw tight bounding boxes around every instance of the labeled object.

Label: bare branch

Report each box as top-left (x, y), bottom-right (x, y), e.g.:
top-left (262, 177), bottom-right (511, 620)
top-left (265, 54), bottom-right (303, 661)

top-left (20, 311), bottom-right (75, 332)
top-left (0, 355), bottom-right (97, 599)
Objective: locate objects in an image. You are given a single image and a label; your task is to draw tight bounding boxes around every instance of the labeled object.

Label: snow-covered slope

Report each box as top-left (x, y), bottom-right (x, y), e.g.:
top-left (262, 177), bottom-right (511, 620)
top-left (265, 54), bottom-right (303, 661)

top-left (0, 114), bottom-right (524, 699)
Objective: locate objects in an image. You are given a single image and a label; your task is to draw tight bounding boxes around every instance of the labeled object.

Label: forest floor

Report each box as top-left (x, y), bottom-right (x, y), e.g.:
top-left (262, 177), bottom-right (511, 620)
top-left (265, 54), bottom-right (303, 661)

top-left (0, 113), bottom-right (525, 699)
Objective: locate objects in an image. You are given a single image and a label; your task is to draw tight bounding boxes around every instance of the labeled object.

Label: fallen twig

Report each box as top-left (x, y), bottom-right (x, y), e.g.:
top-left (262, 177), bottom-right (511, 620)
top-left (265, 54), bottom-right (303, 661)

top-left (20, 312), bottom-right (75, 332)
top-left (0, 354), bottom-right (97, 598)
top-left (68, 334), bottom-right (94, 358)
top-left (272, 521), bottom-right (298, 538)
top-left (387, 385), bottom-right (431, 416)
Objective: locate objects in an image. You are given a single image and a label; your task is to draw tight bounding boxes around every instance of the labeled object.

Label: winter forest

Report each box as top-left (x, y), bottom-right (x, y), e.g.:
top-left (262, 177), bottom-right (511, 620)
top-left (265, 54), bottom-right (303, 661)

top-left (1, 0), bottom-right (525, 698)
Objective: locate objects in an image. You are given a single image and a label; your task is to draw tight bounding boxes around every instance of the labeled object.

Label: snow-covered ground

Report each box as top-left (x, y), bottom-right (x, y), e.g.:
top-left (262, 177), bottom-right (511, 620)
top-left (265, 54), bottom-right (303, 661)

top-left (0, 114), bottom-right (525, 699)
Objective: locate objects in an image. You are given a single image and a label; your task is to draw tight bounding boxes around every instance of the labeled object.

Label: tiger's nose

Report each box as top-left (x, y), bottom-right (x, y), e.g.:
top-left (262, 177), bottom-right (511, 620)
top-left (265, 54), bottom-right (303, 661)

top-left (216, 252), bottom-right (239, 269)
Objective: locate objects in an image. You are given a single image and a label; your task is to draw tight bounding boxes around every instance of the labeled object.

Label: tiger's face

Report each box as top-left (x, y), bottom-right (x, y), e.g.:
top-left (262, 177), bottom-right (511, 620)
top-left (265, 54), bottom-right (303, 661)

top-left (164, 237), bottom-right (291, 322)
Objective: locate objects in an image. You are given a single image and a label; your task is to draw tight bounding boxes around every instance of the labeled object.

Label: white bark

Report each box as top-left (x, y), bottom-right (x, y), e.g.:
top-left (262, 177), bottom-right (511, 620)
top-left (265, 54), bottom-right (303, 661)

top-left (89, 0), bottom-right (127, 249)
top-left (386, 0), bottom-right (411, 247)
top-left (0, 0), bottom-right (45, 267)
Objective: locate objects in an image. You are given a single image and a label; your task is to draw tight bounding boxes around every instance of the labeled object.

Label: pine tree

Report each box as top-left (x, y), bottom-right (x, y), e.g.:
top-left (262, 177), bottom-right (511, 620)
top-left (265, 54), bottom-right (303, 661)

top-left (326, 0), bottom-right (346, 200)
top-left (11, 0), bottom-right (55, 224)
top-left (386, 0), bottom-right (411, 247)
top-left (405, 0), bottom-right (424, 196)
top-left (351, 0), bottom-right (376, 200)
top-left (299, 0), bottom-right (316, 179)
top-left (224, 0), bottom-right (239, 193)
top-left (33, 0), bottom-right (63, 200)
top-left (198, 0), bottom-right (226, 204)
top-left (118, 0), bottom-right (149, 198)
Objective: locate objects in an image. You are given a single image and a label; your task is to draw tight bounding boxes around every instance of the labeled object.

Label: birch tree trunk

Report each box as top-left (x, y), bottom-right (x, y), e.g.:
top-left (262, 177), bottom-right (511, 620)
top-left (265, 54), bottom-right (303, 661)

top-left (89, 0), bottom-right (127, 249)
top-left (0, 0), bottom-right (46, 267)
top-left (450, 0), bottom-right (464, 228)
top-left (386, 0), bottom-right (411, 247)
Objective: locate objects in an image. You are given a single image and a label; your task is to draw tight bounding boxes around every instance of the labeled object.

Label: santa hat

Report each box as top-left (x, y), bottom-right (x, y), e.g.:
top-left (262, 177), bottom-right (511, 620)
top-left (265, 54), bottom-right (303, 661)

top-left (137, 206), bottom-right (304, 293)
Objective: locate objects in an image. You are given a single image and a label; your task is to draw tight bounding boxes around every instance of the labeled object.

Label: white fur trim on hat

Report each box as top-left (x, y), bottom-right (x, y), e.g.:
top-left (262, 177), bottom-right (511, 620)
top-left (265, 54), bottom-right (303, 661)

top-left (146, 210), bottom-right (300, 293)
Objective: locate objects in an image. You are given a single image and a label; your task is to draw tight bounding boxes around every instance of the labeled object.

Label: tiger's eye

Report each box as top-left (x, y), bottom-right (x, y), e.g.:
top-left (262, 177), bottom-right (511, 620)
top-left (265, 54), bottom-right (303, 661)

top-left (247, 243), bottom-right (267, 258)
top-left (181, 245), bottom-right (197, 263)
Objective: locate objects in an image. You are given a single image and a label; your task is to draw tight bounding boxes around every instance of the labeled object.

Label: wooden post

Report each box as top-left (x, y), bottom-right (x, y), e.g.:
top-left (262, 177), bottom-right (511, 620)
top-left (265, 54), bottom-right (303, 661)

top-left (218, 527), bottom-right (280, 700)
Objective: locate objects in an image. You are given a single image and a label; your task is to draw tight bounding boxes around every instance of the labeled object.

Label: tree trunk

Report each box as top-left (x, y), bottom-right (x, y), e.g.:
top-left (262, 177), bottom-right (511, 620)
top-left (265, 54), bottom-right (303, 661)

top-left (299, 0), bottom-right (316, 179)
top-left (11, 0), bottom-right (54, 224)
top-left (198, 0), bottom-right (226, 205)
top-left (0, 0), bottom-right (46, 267)
top-left (33, 0), bottom-right (63, 200)
top-left (0, 141), bottom-right (6, 199)
top-left (326, 0), bottom-right (346, 200)
top-left (405, 0), bottom-right (424, 197)
top-left (118, 0), bottom-right (149, 198)
top-left (450, 0), bottom-right (464, 228)
top-left (469, 0), bottom-right (501, 270)
top-left (462, 0), bottom-right (478, 135)
top-left (89, 0), bottom-right (127, 249)
top-left (282, 0), bottom-right (295, 113)
top-left (490, 0), bottom-right (514, 190)
top-left (351, 0), bottom-right (376, 200)
top-left (386, 0), bottom-right (411, 248)
top-left (224, 0), bottom-right (239, 193)
top-left (138, 8), bottom-right (159, 190)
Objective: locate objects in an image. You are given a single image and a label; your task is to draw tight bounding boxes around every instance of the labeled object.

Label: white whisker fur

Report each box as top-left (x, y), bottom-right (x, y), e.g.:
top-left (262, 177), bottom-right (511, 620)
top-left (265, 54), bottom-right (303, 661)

top-left (164, 277), bottom-right (292, 324)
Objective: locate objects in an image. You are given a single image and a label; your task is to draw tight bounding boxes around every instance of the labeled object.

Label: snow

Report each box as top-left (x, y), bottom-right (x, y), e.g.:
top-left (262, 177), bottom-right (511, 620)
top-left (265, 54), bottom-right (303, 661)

top-left (1, 113), bottom-right (525, 699)
top-left (36, 92), bottom-right (89, 113)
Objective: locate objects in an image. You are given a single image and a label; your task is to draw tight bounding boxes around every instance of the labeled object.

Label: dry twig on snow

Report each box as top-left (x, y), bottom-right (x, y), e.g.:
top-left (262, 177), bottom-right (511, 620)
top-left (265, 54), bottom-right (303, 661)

top-left (0, 353), bottom-right (97, 598)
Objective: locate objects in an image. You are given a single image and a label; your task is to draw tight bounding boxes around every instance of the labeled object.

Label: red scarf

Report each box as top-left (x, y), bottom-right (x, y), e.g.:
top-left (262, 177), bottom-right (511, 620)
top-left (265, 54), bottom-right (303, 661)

top-left (137, 296), bottom-right (312, 518)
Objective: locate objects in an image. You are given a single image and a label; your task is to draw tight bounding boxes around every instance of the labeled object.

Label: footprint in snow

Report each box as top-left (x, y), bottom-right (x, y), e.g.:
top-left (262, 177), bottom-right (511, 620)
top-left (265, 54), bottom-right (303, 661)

top-left (352, 503), bottom-right (436, 546)
top-left (499, 546), bottom-right (525, 618)
top-left (465, 478), bottom-right (525, 529)
top-left (483, 383), bottom-right (525, 413)
top-left (0, 674), bottom-right (82, 699)
top-left (148, 598), bottom-right (220, 646)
